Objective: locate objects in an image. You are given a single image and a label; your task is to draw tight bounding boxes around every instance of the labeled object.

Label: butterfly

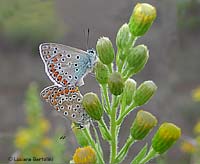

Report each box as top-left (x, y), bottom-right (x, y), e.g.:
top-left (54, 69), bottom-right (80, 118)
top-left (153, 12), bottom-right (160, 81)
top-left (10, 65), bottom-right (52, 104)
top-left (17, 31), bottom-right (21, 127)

top-left (40, 85), bottom-right (90, 128)
top-left (39, 43), bottom-right (97, 87)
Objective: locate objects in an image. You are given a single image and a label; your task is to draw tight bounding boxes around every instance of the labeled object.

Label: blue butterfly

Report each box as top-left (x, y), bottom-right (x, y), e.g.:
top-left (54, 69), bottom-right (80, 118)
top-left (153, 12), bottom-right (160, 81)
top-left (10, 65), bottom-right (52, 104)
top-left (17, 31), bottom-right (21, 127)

top-left (39, 43), bottom-right (97, 87)
top-left (40, 85), bottom-right (90, 128)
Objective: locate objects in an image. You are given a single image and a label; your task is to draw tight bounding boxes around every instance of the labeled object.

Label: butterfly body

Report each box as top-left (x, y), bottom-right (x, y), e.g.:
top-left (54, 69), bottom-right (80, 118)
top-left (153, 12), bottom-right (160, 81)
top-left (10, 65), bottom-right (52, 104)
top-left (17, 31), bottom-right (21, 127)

top-left (40, 85), bottom-right (90, 127)
top-left (39, 43), bottom-right (97, 87)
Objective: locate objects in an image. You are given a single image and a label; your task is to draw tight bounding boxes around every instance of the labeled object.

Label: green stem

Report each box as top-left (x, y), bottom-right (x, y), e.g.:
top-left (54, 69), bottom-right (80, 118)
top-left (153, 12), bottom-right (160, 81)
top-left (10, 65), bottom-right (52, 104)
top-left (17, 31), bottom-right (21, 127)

top-left (110, 96), bottom-right (119, 164)
top-left (117, 103), bottom-right (137, 125)
top-left (120, 95), bottom-right (126, 118)
top-left (116, 52), bottom-right (125, 73)
top-left (98, 118), bottom-right (111, 141)
top-left (107, 63), bottom-right (113, 73)
top-left (83, 128), bottom-right (105, 164)
top-left (100, 85), bottom-right (109, 114)
top-left (122, 65), bottom-right (129, 78)
top-left (138, 147), bottom-right (158, 164)
top-left (92, 123), bottom-right (103, 154)
top-left (124, 69), bottom-right (136, 81)
top-left (102, 84), bottom-right (111, 114)
top-left (115, 136), bottom-right (135, 163)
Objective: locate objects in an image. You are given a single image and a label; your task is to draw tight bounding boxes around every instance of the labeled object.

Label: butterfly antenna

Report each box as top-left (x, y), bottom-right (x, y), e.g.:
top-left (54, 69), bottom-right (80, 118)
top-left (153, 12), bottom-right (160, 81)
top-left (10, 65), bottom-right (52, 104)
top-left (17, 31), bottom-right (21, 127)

top-left (87, 28), bottom-right (90, 49)
top-left (83, 29), bottom-right (87, 50)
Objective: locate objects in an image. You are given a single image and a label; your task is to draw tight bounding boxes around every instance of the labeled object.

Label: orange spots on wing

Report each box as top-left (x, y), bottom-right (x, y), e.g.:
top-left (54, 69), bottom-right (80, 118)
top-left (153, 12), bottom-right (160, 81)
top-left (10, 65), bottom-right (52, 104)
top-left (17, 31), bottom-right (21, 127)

top-left (70, 87), bottom-right (79, 93)
top-left (52, 58), bottom-right (58, 63)
top-left (62, 79), bottom-right (68, 85)
top-left (50, 63), bottom-right (54, 67)
top-left (43, 96), bottom-right (48, 99)
top-left (52, 100), bottom-right (57, 106)
top-left (57, 75), bottom-right (62, 82)
top-left (70, 89), bottom-right (78, 93)
top-left (64, 89), bottom-right (69, 94)
top-left (53, 71), bottom-right (59, 77)
top-left (50, 68), bottom-right (56, 73)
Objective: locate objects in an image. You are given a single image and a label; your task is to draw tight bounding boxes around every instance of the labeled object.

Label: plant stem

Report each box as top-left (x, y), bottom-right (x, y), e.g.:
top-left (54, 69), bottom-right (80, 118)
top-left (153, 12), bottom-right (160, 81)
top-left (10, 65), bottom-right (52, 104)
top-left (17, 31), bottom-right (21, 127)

top-left (101, 84), bottom-right (111, 114)
top-left (116, 52), bottom-right (125, 73)
top-left (83, 127), bottom-right (105, 164)
top-left (110, 96), bottom-right (118, 163)
top-left (98, 118), bottom-right (111, 140)
top-left (117, 103), bottom-right (137, 125)
top-left (107, 63), bottom-right (113, 73)
top-left (92, 123), bottom-right (103, 154)
top-left (138, 147), bottom-right (158, 164)
top-left (115, 136), bottom-right (135, 163)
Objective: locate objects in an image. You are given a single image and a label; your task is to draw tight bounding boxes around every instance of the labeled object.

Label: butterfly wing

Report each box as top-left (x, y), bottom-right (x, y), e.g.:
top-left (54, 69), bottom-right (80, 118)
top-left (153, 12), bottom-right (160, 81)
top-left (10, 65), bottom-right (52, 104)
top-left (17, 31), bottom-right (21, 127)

top-left (40, 85), bottom-right (90, 126)
top-left (39, 43), bottom-right (91, 87)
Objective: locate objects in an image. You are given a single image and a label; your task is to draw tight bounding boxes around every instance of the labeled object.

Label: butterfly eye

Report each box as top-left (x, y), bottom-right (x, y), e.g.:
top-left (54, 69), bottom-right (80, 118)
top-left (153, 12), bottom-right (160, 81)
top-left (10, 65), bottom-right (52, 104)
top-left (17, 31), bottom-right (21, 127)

top-left (68, 106), bottom-right (72, 110)
top-left (76, 55), bottom-right (80, 59)
top-left (54, 51), bottom-right (57, 54)
top-left (74, 76), bottom-right (78, 79)
top-left (74, 63), bottom-right (78, 67)
top-left (77, 98), bottom-right (81, 102)
top-left (68, 75), bottom-right (72, 79)
top-left (60, 106), bottom-right (64, 110)
top-left (67, 54), bottom-right (71, 58)
top-left (76, 104), bottom-right (80, 108)
top-left (75, 68), bottom-right (79, 72)
top-left (72, 95), bottom-right (77, 99)
top-left (73, 108), bottom-right (77, 111)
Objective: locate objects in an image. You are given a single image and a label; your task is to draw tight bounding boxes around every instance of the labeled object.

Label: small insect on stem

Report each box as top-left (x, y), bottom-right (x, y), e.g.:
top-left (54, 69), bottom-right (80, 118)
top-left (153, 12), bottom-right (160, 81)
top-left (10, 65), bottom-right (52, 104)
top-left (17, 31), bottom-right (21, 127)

top-left (59, 135), bottom-right (66, 140)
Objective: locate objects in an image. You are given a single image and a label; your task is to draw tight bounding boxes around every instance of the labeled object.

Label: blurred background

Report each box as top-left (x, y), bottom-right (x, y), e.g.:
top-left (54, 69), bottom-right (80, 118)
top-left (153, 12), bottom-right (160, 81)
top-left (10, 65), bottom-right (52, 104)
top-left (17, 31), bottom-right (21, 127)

top-left (0, 0), bottom-right (200, 163)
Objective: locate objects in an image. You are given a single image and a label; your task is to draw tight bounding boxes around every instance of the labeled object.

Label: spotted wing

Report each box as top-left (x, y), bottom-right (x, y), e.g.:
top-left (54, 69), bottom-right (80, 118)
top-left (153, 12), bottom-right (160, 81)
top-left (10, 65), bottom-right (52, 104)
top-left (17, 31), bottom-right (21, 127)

top-left (40, 85), bottom-right (90, 126)
top-left (39, 43), bottom-right (90, 87)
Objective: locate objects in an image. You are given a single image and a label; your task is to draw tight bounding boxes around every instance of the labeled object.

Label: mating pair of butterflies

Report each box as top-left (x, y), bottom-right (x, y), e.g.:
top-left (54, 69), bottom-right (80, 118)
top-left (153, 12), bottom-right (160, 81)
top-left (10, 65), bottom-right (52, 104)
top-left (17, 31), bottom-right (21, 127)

top-left (39, 43), bottom-right (97, 128)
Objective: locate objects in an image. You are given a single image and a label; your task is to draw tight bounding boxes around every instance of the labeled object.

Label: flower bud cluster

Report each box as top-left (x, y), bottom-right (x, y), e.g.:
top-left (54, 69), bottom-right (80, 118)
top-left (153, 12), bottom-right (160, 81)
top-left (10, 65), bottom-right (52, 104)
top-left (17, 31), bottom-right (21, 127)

top-left (70, 3), bottom-right (181, 164)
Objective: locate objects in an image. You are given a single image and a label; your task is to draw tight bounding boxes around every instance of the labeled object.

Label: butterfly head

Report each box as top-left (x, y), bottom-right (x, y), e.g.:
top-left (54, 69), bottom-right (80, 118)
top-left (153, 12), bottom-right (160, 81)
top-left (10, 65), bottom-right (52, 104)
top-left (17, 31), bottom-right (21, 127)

top-left (87, 48), bottom-right (97, 67)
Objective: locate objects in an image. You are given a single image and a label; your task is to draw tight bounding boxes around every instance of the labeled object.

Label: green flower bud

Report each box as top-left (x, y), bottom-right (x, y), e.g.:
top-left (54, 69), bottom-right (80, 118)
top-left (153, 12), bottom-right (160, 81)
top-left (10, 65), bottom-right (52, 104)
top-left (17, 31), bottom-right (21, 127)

top-left (122, 79), bottom-right (137, 106)
top-left (82, 93), bottom-right (103, 121)
top-left (126, 45), bottom-right (149, 74)
top-left (134, 81), bottom-right (157, 106)
top-left (94, 61), bottom-right (109, 84)
top-left (116, 23), bottom-right (134, 50)
top-left (96, 37), bottom-right (115, 65)
top-left (72, 123), bottom-right (89, 147)
top-left (108, 72), bottom-right (124, 96)
top-left (130, 110), bottom-right (157, 140)
top-left (152, 123), bottom-right (181, 154)
top-left (129, 3), bottom-right (157, 36)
